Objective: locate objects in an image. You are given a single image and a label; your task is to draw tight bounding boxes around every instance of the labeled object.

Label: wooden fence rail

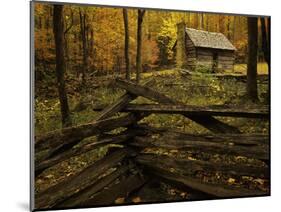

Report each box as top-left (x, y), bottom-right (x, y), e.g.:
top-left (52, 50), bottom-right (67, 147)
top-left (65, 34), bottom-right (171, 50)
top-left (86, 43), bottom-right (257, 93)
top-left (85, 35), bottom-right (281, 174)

top-left (35, 148), bottom-right (134, 209)
top-left (136, 154), bottom-right (269, 178)
top-left (136, 160), bottom-right (268, 198)
top-left (93, 103), bottom-right (269, 119)
top-left (130, 135), bottom-right (269, 160)
top-left (35, 113), bottom-right (138, 153)
top-left (35, 129), bottom-right (140, 176)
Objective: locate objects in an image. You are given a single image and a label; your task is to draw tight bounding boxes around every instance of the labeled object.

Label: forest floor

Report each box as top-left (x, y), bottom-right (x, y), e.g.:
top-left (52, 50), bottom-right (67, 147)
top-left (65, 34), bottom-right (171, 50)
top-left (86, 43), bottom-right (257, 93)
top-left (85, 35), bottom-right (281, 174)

top-left (35, 66), bottom-right (269, 204)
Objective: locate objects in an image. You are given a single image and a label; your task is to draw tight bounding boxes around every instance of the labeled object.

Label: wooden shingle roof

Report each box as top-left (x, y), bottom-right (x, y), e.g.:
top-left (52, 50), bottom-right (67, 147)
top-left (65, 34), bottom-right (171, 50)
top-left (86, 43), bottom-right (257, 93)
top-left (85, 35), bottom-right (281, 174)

top-left (185, 28), bottom-right (236, 51)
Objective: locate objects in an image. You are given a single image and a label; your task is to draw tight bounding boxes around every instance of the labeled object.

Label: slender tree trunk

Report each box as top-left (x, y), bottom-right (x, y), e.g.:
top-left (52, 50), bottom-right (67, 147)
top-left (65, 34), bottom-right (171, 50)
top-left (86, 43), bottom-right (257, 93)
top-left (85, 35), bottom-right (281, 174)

top-left (227, 16), bottom-right (231, 40)
top-left (216, 15), bottom-right (220, 32)
top-left (261, 17), bottom-right (270, 102)
top-left (218, 15), bottom-right (224, 33)
top-left (187, 13), bottom-right (191, 27)
top-left (89, 29), bottom-right (94, 56)
top-left (260, 17), bottom-right (270, 65)
top-left (38, 16), bottom-right (42, 29)
top-left (64, 33), bottom-right (69, 64)
top-left (79, 8), bottom-right (88, 86)
top-left (233, 16), bottom-right (237, 43)
top-left (200, 13), bottom-right (204, 29)
top-left (123, 9), bottom-right (130, 80)
top-left (136, 9), bottom-right (145, 83)
top-left (205, 14), bottom-right (209, 31)
top-left (247, 17), bottom-right (258, 102)
top-left (53, 5), bottom-right (72, 127)
top-left (64, 9), bottom-right (73, 71)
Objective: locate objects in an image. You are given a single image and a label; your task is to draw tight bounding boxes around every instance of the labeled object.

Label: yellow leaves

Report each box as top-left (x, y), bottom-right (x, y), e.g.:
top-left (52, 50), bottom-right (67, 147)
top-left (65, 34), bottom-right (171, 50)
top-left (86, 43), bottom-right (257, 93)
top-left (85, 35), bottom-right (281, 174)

top-left (114, 197), bottom-right (125, 204)
top-left (132, 197), bottom-right (142, 203)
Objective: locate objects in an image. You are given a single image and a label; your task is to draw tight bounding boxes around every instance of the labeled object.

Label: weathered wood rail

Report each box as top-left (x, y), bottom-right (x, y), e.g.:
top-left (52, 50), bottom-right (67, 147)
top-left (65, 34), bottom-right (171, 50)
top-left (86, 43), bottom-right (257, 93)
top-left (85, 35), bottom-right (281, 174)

top-left (93, 103), bottom-right (269, 119)
top-left (34, 78), bottom-right (269, 210)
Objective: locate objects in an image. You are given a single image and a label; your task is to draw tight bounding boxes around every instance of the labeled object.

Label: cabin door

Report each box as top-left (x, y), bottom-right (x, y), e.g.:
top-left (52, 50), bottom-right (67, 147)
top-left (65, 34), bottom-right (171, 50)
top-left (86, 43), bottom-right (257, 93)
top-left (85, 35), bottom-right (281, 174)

top-left (212, 52), bottom-right (218, 72)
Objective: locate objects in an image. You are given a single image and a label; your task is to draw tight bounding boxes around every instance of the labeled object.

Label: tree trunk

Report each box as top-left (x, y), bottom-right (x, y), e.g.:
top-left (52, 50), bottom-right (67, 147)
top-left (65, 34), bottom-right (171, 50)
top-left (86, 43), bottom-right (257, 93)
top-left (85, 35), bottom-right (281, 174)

top-left (218, 15), bottom-right (224, 33)
top-left (261, 17), bottom-right (270, 103)
top-left (123, 9), bottom-right (130, 80)
top-left (79, 8), bottom-right (88, 86)
top-left (231, 16), bottom-right (235, 43)
top-left (205, 14), bottom-right (209, 31)
top-left (200, 13), bottom-right (204, 29)
top-left (187, 13), bottom-right (191, 27)
top-left (136, 10), bottom-right (145, 83)
top-left (64, 9), bottom-right (73, 71)
top-left (89, 29), bottom-right (94, 56)
top-left (53, 5), bottom-right (72, 127)
top-left (247, 17), bottom-right (258, 102)
top-left (227, 16), bottom-right (231, 40)
top-left (260, 17), bottom-right (270, 66)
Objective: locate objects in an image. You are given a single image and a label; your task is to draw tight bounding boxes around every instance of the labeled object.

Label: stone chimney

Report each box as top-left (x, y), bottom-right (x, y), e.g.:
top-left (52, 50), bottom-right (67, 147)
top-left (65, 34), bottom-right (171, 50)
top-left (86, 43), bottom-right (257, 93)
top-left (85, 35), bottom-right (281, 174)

top-left (176, 22), bottom-right (188, 69)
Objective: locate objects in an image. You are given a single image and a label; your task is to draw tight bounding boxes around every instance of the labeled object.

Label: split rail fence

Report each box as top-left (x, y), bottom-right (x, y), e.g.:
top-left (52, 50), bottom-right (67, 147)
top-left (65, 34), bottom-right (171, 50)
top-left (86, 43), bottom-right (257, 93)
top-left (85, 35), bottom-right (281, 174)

top-left (34, 78), bottom-right (269, 210)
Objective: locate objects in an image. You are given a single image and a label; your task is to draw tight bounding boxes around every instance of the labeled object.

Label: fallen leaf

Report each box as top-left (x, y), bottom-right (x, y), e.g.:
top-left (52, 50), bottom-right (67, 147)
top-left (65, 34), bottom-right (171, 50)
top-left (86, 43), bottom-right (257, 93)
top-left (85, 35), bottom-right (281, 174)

top-left (187, 156), bottom-right (196, 161)
top-left (180, 192), bottom-right (188, 198)
top-left (242, 176), bottom-right (253, 181)
top-left (132, 197), bottom-right (141, 203)
top-left (235, 156), bottom-right (246, 160)
top-left (169, 189), bottom-right (176, 195)
top-left (115, 197), bottom-right (125, 204)
top-left (228, 178), bottom-right (236, 184)
top-left (36, 179), bottom-right (43, 184)
top-left (151, 134), bottom-right (160, 139)
top-left (215, 172), bottom-right (221, 179)
top-left (45, 174), bottom-right (54, 179)
top-left (170, 168), bottom-right (175, 172)
top-left (253, 178), bottom-right (265, 185)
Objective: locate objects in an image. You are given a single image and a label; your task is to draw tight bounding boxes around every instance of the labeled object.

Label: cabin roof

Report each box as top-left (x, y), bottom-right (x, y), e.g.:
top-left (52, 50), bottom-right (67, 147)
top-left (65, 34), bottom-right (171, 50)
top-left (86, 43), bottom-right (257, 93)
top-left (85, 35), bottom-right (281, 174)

top-left (185, 28), bottom-right (236, 51)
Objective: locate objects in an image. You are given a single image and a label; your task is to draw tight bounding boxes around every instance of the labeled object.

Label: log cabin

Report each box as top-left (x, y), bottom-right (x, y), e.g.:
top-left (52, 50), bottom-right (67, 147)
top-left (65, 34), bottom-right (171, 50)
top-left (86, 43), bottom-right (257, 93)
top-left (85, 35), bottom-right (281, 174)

top-left (174, 22), bottom-right (236, 72)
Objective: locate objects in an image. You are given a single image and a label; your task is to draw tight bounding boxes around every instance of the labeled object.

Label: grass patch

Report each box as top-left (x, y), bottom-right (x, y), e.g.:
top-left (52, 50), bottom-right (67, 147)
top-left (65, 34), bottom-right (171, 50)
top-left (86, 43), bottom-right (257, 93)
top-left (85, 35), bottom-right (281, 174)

top-left (234, 62), bottom-right (269, 75)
